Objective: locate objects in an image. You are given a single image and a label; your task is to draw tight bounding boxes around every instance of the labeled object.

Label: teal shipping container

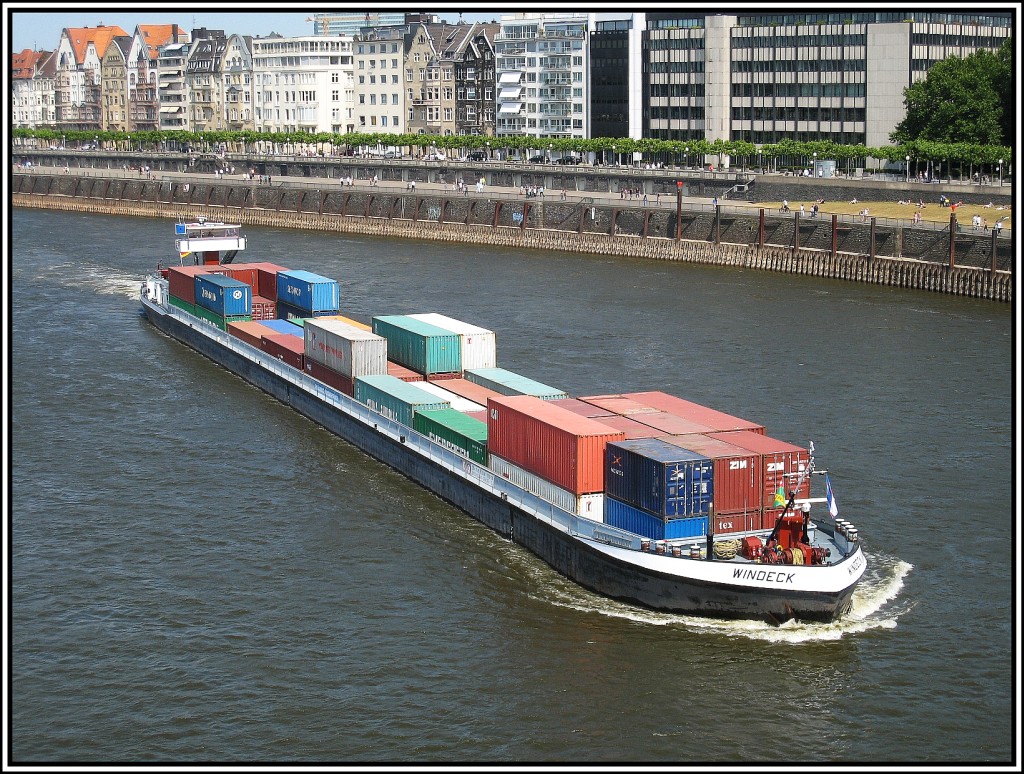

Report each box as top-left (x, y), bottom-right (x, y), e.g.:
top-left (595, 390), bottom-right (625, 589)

top-left (413, 408), bottom-right (488, 464)
top-left (355, 374), bottom-right (450, 427)
top-left (371, 315), bottom-right (462, 375)
top-left (464, 367), bottom-right (568, 400)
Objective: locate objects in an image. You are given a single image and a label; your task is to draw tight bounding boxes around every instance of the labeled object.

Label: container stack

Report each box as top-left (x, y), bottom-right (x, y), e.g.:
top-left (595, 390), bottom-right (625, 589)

top-left (354, 374), bottom-right (451, 427)
top-left (407, 313), bottom-right (497, 371)
top-left (603, 438), bottom-right (713, 540)
top-left (193, 274), bottom-right (253, 330)
top-left (372, 315), bottom-right (462, 378)
top-left (276, 269), bottom-right (341, 320)
top-left (302, 318), bottom-right (388, 396)
top-left (486, 394), bottom-right (624, 518)
top-left (465, 367), bottom-right (568, 400)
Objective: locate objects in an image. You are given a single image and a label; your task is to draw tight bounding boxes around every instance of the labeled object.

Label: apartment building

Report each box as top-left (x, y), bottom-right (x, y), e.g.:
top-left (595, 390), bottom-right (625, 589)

top-left (310, 12), bottom-right (407, 37)
top-left (53, 25), bottom-right (129, 131)
top-left (495, 12), bottom-right (590, 141)
top-left (157, 40), bottom-right (191, 131)
top-left (99, 35), bottom-right (132, 131)
top-left (453, 23), bottom-right (498, 137)
top-left (251, 34), bottom-right (354, 134)
top-left (12, 48), bottom-right (56, 129)
top-left (127, 25), bottom-right (187, 132)
top-left (351, 26), bottom-right (406, 133)
top-left (222, 34), bottom-right (254, 131)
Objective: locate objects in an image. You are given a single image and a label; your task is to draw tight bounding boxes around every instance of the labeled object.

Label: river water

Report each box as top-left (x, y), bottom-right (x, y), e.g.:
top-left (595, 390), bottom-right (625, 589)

top-left (9, 209), bottom-right (1016, 765)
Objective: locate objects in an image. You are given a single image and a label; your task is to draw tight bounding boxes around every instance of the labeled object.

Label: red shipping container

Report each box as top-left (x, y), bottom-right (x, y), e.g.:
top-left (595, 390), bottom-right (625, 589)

top-left (222, 264), bottom-right (259, 289)
top-left (631, 411), bottom-right (716, 435)
top-left (578, 394), bottom-right (661, 416)
top-left (167, 264), bottom-right (224, 304)
top-left (247, 262), bottom-right (290, 300)
top-left (624, 391), bottom-right (766, 434)
top-left (227, 320), bottom-right (272, 347)
top-left (260, 333), bottom-right (304, 370)
top-left (712, 510), bottom-right (764, 536)
top-left (659, 433), bottom-right (761, 514)
top-left (464, 410), bottom-right (488, 424)
top-left (549, 398), bottom-right (616, 418)
top-left (387, 360), bottom-right (420, 382)
top-left (486, 395), bottom-right (625, 495)
top-left (251, 295), bottom-right (276, 320)
top-left (591, 414), bottom-right (662, 439)
top-left (435, 378), bottom-right (504, 406)
top-left (708, 430), bottom-right (811, 507)
top-left (426, 372), bottom-right (461, 381)
top-left (303, 358), bottom-right (355, 395)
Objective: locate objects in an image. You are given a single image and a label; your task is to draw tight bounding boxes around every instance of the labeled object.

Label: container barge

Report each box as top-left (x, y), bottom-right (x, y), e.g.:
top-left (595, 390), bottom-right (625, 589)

top-left (140, 220), bottom-right (867, 624)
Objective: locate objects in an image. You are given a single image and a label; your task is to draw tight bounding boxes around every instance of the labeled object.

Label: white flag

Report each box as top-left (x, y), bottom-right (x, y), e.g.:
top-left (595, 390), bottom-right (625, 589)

top-left (825, 474), bottom-right (839, 519)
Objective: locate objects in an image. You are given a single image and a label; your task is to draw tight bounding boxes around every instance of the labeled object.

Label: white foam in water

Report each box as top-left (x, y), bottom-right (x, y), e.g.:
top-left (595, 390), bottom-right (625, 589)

top-left (530, 549), bottom-right (913, 644)
top-left (40, 262), bottom-right (146, 300)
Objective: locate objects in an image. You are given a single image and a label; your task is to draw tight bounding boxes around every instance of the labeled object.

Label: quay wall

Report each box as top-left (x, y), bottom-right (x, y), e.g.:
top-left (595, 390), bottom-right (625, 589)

top-left (13, 172), bottom-right (1012, 302)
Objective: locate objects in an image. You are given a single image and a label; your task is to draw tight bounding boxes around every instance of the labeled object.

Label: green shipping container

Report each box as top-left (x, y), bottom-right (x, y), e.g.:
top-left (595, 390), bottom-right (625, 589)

top-left (169, 295), bottom-right (197, 316)
top-left (193, 305), bottom-right (252, 331)
top-left (464, 367), bottom-right (568, 400)
top-left (355, 374), bottom-right (450, 427)
top-left (372, 315), bottom-right (462, 375)
top-left (414, 408), bottom-right (488, 465)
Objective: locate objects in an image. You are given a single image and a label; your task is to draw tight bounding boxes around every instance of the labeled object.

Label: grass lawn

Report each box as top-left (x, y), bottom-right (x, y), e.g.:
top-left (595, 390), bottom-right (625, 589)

top-left (747, 197), bottom-right (1012, 230)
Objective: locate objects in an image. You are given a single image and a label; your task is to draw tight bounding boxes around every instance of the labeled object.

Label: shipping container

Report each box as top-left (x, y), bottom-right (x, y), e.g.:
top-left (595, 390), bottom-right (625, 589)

top-left (488, 454), bottom-right (605, 519)
top-left (464, 410), bottom-right (488, 424)
top-left (193, 305), bottom-right (251, 331)
top-left (604, 496), bottom-right (709, 541)
top-left (413, 408), bottom-right (488, 465)
top-left (276, 269), bottom-right (340, 313)
top-left (372, 315), bottom-right (462, 375)
top-left (387, 360), bottom-right (421, 382)
top-left (260, 318), bottom-right (303, 337)
top-left (260, 333), bottom-right (304, 370)
top-left (623, 391), bottom-right (766, 434)
top-left (604, 438), bottom-right (713, 518)
top-left (407, 313), bottom-right (497, 370)
top-left (221, 263), bottom-right (259, 290)
top-left (303, 358), bottom-right (355, 396)
top-left (227, 319), bottom-right (275, 348)
top-left (167, 264), bottom-right (222, 304)
top-left (323, 313), bottom-right (372, 331)
top-left (707, 431), bottom-right (811, 507)
top-left (659, 433), bottom-right (762, 515)
top-left (430, 378), bottom-right (503, 407)
top-left (577, 395), bottom-right (661, 416)
top-left (251, 262), bottom-right (291, 300)
top-left (168, 295), bottom-right (197, 316)
top-left (250, 295), bottom-right (276, 321)
top-left (548, 398), bottom-right (616, 418)
top-left (354, 374), bottom-right (450, 427)
top-left (486, 395), bottom-right (624, 495)
top-left (409, 381), bottom-right (485, 413)
top-left (465, 367), bottom-right (568, 400)
top-left (304, 318), bottom-right (388, 379)
top-left (194, 274), bottom-right (253, 317)
top-left (711, 509), bottom-right (766, 536)
top-left (590, 415), bottom-right (663, 439)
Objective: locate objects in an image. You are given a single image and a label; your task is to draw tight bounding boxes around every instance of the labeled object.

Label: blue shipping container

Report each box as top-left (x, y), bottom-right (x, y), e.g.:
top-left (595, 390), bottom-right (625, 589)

top-left (260, 318), bottom-right (304, 337)
top-left (605, 496), bottom-right (709, 541)
top-left (194, 274), bottom-right (252, 317)
top-left (276, 269), bottom-right (340, 313)
top-left (605, 438), bottom-right (713, 517)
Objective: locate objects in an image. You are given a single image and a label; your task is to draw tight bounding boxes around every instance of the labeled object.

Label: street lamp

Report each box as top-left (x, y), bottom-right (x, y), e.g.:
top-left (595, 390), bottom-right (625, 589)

top-left (613, 144), bottom-right (617, 166)
top-left (684, 146), bottom-right (689, 169)
top-left (906, 155), bottom-right (911, 183)
top-left (548, 143), bottom-right (553, 163)
top-left (757, 150), bottom-right (762, 174)
top-left (486, 141), bottom-right (490, 160)
top-left (998, 158), bottom-right (1003, 186)
top-left (813, 151), bottom-right (817, 177)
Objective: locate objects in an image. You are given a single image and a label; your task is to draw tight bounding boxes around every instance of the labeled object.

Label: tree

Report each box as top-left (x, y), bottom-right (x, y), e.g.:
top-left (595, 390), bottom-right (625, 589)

top-left (891, 41), bottom-right (1012, 146)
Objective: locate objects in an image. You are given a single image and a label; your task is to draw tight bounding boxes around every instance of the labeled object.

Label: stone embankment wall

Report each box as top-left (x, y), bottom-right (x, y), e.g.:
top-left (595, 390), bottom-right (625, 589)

top-left (12, 172), bottom-right (1012, 302)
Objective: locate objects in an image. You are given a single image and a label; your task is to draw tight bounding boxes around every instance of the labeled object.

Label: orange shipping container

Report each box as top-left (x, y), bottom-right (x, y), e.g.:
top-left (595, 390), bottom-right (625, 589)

top-left (623, 391), bottom-right (766, 434)
top-left (591, 414), bottom-right (663, 439)
top-left (260, 333), bottom-right (304, 370)
top-left (486, 395), bottom-right (625, 495)
top-left (227, 320), bottom-right (273, 348)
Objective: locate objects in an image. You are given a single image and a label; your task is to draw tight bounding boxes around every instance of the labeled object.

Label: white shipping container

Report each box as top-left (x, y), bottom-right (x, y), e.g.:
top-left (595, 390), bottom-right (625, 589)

top-left (408, 312), bottom-right (497, 370)
top-left (409, 381), bottom-right (486, 413)
top-left (488, 454), bottom-right (605, 520)
top-left (304, 318), bottom-right (388, 378)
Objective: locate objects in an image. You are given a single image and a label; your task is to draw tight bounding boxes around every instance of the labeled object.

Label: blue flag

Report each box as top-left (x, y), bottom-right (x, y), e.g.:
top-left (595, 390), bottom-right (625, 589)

top-left (825, 474), bottom-right (839, 518)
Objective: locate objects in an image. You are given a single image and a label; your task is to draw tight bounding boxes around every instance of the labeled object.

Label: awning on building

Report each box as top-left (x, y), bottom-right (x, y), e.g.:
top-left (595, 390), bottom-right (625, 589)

top-left (499, 87), bottom-right (522, 100)
top-left (498, 71), bottom-right (522, 84)
top-left (498, 102), bottom-right (523, 114)
top-left (159, 105), bottom-right (183, 113)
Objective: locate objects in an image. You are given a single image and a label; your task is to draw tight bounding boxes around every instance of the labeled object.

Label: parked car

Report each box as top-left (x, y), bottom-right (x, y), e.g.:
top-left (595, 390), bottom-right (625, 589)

top-left (528, 154), bottom-right (547, 163)
top-left (463, 151), bottom-right (488, 162)
top-left (555, 156), bottom-right (582, 165)
top-left (423, 152), bottom-right (446, 161)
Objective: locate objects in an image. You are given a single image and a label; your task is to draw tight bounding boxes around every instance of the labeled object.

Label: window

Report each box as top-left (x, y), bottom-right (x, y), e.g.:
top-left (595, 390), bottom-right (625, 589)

top-left (332, 90), bottom-right (339, 101)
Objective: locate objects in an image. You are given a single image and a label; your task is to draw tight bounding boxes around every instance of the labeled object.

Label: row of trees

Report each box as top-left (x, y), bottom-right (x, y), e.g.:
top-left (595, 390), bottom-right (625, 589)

top-left (12, 127), bottom-right (1012, 174)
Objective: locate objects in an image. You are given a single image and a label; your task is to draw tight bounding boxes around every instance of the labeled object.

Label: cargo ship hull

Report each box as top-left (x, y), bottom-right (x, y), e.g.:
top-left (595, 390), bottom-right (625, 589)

top-left (141, 296), bottom-right (862, 623)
